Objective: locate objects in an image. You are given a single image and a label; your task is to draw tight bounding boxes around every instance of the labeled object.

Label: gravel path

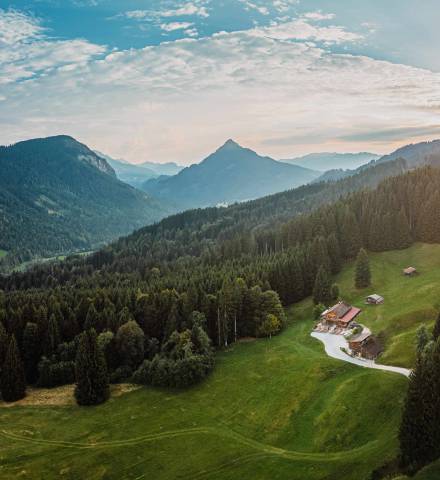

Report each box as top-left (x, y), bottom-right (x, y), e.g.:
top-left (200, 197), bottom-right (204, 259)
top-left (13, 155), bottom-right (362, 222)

top-left (311, 332), bottom-right (411, 377)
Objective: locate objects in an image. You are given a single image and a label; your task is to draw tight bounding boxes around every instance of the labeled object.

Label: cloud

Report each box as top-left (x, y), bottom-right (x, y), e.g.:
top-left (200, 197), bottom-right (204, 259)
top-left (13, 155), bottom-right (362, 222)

top-left (0, 9), bottom-right (44, 45)
top-left (338, 125), bottom-right (440, 143)
top-left (272, 0), bottom-right (300, 13)
top-left (238, 1), bottom-right (270, 16)
top-left (302, 11), bottom-right (336, 21)
top-left (0, 9), bottom-right (106, 84)
top-left (122, 10), bottom-right (150, 20)
top-left (160, 22), bottom-right (194, 32)
top-left (251, 18), bottom-right (363, 44)
top-left (159, 3), bottom-right (209, 18)
top-left (114, 2), bottom-right (209, 22)
top-left (2, 9), bottom-right (440, 163)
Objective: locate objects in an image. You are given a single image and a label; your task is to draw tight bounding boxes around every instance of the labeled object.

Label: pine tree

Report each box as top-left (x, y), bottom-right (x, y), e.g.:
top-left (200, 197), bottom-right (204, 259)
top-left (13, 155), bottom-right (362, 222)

top-left (0, 321), bottom-right (8, 367)
top-left (43, 314), bottom-right (61, 357)
top-left (395, 208), bottom-right (412, 249)
top-left (74, 329), bottom-right (109, 406)
top-left (313, 266), bottom-right (332, 306)
top-left (22, 322), bottom-right (40, 384)
top-left (84, 304), bottom-right (99, 331)
top-left (1, 335), bottom-right (26, 402)
top-left (399, 342), bottom-right (437, 472)
top-left (354, 248), bottom-right (371, 289)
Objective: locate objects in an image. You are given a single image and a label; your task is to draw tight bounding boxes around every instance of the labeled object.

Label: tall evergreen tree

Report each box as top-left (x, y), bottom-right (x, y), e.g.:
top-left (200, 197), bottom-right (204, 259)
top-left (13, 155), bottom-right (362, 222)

top-left (43, 314), bottom-right (61, 357)
top-left (1, 335), bottom-right (26, 402)
top-left (0, 321), bottom-right (8, 367)
top-left (22, 322), bottom-right (40, 384)
top-left (84, 304), bottom-right (99, 332)
top-left (74, 329), bottom-right (109, 406)
top-left (313, 266), bottom-right (332, 306)
top-left (354, 248), bottom-right (371, 289)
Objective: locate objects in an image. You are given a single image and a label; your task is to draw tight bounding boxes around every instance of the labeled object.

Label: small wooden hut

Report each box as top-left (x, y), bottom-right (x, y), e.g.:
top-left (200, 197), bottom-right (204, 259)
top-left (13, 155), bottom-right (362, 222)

top-left (366, 294), bottom-right (384, 305)
top-left (403, 267), bottom-right (417, 276)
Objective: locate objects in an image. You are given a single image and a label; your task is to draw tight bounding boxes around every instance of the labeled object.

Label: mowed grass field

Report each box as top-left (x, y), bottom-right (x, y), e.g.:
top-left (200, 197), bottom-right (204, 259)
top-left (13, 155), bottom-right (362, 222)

top-left (2, 243), bottom-right (440, 480)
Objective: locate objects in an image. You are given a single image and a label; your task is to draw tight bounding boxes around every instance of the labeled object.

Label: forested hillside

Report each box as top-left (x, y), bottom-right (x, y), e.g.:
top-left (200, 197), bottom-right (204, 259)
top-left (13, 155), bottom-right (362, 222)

top-left (0, 136), bottom-right (169, 271)
top-left (3, 162), bottom-right (440, 398)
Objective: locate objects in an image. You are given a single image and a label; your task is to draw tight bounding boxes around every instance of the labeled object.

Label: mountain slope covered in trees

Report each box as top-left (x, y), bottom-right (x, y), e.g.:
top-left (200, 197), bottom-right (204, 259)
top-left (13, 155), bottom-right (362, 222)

top-left (283, 151), bottom-right (380, 171)
top-left (0, 136), bottom-right (169, 270)
top-left (142, 139), bottom-right (321, 210)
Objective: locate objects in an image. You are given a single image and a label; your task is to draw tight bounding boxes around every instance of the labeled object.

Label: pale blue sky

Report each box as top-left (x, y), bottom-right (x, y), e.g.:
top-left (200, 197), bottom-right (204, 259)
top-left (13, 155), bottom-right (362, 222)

top-left (1, 0), bottom-right (440, 163)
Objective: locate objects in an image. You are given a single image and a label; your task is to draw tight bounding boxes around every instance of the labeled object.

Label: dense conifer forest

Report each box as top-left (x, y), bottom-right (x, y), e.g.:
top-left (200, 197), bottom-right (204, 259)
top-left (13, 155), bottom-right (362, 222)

top-left (0, 164), bottom-right (439, 400)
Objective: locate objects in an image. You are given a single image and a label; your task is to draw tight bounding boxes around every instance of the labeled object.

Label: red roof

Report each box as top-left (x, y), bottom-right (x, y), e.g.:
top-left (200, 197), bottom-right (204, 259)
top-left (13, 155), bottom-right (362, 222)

top-left (340, 306), bottom-right (361, 324)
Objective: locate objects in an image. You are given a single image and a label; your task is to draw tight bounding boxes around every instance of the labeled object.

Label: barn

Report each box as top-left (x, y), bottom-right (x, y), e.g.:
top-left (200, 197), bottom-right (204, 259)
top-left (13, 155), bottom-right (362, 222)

top-left (349, 330), bottom-right (382, 360)
top-left (321, 301), bottom-right (362, 330)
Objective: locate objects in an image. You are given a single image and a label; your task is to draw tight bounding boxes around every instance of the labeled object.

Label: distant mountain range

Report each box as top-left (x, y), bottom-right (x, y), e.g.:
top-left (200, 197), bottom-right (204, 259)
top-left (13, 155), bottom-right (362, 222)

top-left (95, 151), bottom-right (183, 188)
top-left (376, 140), bottom-right (440, 166)
top-left (141, 160), bottom-right (183, 176)
top-left (141, 139), bottom-right (320, 210)
top-left (0, 136), bottom-right (170, 270)
top-left (284, 152), bottom-right (381, 171)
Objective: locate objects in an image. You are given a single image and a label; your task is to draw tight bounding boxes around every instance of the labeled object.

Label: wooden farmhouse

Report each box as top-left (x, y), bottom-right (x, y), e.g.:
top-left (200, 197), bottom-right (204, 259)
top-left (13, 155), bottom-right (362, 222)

top-left (403, 267), bottom-right (417, 276)
top-left (366, 294), bottom-right (384, 305)
top-left (321, 302), bottom-right (362, 329)
top-left (348, 330), bottom-right (382, 360)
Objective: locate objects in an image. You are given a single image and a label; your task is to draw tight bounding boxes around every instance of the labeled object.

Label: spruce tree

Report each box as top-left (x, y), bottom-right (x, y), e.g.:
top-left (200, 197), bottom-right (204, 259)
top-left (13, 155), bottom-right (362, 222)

top-left (313, 266), bottom-right (332, 306)
top-left (354, 248), bottom-right (371, 289)
top-left (74, 329), bottom-right (109, 406)
top-left (0, 321), bottom-right (8, 367)
top-left (84, 304), bottom-right (99, 331)
top-left (44, 314), bottom-right (61, 357)
top-left (22, 322), bottom-right (40, 384)
top-left (1, 335), bottom-right (26, 402)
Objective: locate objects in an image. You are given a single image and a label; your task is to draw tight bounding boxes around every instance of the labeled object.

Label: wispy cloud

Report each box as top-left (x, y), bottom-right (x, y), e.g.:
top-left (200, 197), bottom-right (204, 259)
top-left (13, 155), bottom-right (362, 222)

top-left (0, 8), bottom-right (105, 84)
top-left (160, 22), bottom-right (194, 32)
top-left (0, 9), bottom-right (44, 45)
top-left (338, 125), bottom-right (440, 143)
top-left (159, 3), bottom-right (209, 18)
top-left (302, 11), bottom-right (336, 21)
top-left (114, 2), bottom-right (210, 22)
top-left (2, 8), bottom-right (440, 163)
top-left (251, 18), bottom-right (363, 44)
top-left (238, 1), bottom-right (270, 16)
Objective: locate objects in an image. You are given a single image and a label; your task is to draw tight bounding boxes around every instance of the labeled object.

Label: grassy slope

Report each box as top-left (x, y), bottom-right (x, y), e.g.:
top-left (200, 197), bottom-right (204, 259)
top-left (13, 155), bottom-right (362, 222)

top-left (2, 243), bottom-right (440, 479)
top-left (0, 249), bottom-right (7, 258)
top-left (332, 243), bottom-right (440, 368)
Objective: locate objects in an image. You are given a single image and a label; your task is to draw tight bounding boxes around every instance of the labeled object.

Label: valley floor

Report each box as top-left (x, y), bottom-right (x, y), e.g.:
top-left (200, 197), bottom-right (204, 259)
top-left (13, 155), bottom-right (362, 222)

top-left (2, 244), bottom-right (440, 479)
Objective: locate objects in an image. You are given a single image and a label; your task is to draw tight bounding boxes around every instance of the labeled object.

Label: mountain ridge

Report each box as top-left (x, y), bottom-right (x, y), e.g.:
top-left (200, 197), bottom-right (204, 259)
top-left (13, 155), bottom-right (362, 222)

top-left (283, 151), bottom-right (381, 171)
top-left (0, 135), bottom-right (170, 270)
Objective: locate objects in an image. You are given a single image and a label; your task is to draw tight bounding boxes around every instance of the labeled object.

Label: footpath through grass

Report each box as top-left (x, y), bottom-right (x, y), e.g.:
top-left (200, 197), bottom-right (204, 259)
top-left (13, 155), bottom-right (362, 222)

top-left (3, 243), bottom-right (440, 479)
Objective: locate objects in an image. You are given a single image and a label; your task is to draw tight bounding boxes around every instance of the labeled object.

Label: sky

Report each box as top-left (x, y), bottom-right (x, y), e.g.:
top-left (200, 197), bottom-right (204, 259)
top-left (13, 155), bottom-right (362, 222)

top-left (1, 0), bottom-right (440, 165)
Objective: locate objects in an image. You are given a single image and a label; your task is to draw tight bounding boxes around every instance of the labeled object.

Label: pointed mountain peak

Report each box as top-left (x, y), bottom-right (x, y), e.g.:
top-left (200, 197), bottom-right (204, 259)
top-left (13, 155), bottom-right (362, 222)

top-left (220, 138), bottom-right (242, 150)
